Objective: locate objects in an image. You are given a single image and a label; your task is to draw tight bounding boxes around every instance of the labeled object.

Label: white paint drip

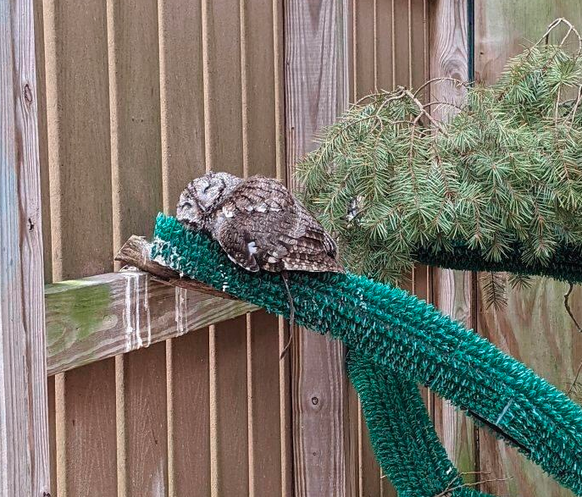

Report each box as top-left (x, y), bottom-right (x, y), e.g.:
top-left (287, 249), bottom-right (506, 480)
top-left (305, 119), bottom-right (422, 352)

top-left (144, 277), bottom-right (152, 347)
top-left (121, 270), bottom-right (145, 351)
top-left (175, 287), bottom-right (187, 336)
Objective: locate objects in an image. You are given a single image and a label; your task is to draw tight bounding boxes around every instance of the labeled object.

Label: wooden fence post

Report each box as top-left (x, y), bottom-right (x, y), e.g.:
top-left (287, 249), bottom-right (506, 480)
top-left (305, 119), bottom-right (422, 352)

top-left (284, 1), bottom-right (353, 495)
top-left (0, 0), bottom-right (50, 495)
top-left (428, 0), bottom-right (479, 481)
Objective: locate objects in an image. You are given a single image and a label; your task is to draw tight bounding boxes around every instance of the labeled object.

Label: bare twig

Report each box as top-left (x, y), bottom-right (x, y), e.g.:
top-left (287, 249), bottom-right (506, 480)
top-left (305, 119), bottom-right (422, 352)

top-left (115, 235), bottom-right (238, 300)
top-left (564, 282), bottom-right (582, 333)
top-left (567, 359), bottom-right (582, 398)
top-left (434, 471), bottom-right (512, 497)
top-left (413, 76), bottom-right (470, 98)
top-left (532, 18), bottom-right (582, 54)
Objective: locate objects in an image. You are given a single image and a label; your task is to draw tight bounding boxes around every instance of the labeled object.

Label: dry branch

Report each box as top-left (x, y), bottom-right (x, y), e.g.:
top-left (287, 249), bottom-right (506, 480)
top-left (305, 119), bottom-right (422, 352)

top-left (115, 235), bottom-right (237, 300)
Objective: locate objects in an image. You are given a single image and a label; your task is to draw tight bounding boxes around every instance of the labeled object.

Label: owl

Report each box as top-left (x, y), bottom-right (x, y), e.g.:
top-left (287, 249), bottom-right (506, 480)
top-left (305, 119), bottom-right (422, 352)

top-left (176, 171), bottom-right (344, 275)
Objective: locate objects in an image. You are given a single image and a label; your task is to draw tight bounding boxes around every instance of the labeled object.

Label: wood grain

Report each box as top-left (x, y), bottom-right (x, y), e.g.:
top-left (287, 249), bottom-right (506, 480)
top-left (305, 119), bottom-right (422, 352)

top-left (248, 311), bottom-right (285, 496)
top-left (285, 1), bottom-right (352, 495)
top-left (375, 0), bottom-right (394, 91)
top-left (108, 0), bottom-right (163, 253)
top-left (42, 0), bottom-right (113, 279)
top-left (57, 360), bottom-right (118, 496)
top-left (158, 0), bottom-right (206, 214)
top-left (122, 342), bottom-right (168, 497)
top-left (212, 315), bottom-right (250, 495)
top-left (0, 0), bottom-right (50, 493)
top-left (429, 0), bottom-right (479, 484)
top-left (169, 329), bottom-right (211, 496)
top-left (46, 270), bottom-right (257, 376)
top-left (475, 3), bottom-right (582, 495)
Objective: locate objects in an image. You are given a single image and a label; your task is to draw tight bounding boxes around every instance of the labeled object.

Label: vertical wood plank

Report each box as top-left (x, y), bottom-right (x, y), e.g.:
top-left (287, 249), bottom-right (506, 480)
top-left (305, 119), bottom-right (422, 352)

top-left (32, 0), bottom-right (52, 282)
top-left (107, 0), bottom-right (163, 251)
top-left (202, 0), bottom-right (243, 171)
top-left (375, 0), bottom-right (394, 91)
top-left (393, 0), bottom-right (411, 86)
top-left (42, 0), bottom-right (119, 492)
top-left (48, 376), bottom-right (58, 495)
top-left (213, 315), bottom-right (249, 495)
top-left (285, 2), bottom-right (352, 495)
top-left (106, 2), bottom-right (166, 495)
top-left (474, 3), bottom-right (582, 495)
top-left (43, 0), bottom-right (113, 280)
top-left (123, 343), bottom-right (168, 496)
top-left (169, 329), bottom-right (211, 497)
top-left (354, 0), bottom-right (376, 97)
top-left (0, 0), bottom-right (50, 493)
top-left (58, 360), bottom-right (118, 496)
top-left (248, 311), bottom-right (284, 496)
top-left (429, 0), bottom-right (478, 485)
top-left (158, 0), bottom-right (206, 215)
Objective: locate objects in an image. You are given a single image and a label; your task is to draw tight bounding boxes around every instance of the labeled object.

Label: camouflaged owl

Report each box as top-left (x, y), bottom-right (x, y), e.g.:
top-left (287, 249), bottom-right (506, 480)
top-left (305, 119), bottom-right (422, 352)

top-left (176, 171), bottom-right (344, 275)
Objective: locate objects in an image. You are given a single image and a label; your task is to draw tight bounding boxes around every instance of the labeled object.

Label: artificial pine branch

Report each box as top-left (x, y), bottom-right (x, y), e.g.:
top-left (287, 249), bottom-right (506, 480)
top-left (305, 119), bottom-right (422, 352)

top-left (296, 20), bottom-right (582, 287)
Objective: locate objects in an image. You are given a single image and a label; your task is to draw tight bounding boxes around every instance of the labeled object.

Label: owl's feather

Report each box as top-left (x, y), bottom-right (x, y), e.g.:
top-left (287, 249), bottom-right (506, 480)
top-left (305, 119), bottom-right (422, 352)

top-left (177, 173), bottom-right (344, 274)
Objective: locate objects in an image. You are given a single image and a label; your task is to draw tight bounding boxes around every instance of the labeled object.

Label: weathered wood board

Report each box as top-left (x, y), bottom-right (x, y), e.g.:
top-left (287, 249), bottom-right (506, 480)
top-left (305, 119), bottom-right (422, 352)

top-left (0, 0), bottom-right (50, 494)
top-left (285, 1), bottom-right (354, 495)
top-left (45, 271), bottom-right (257, 376)
top-left (475, 3), bottom-right (582, 495)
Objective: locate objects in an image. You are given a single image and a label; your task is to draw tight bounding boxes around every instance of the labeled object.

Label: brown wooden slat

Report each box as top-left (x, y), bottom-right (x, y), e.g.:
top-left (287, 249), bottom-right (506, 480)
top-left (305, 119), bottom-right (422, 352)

top-left (359, 406), bottom-right (382, 497)
top-left (375, 0), bottom-right (395, 91)
top-left (393, 0), bottom-right (411, 87)
top-left (354, 0), bottom-right (376, 98)
top-left (242, 0), bottom-right (279, 173)
top-left (248, 311), bottom-right (284, 495)
top-left (169, 329), bottom-right (211, 496)
top-left (158, 0), bottom-right (206, 215)
top-left (108, 0), bottom-right (162, 252)
top-left (410, 0), bottom-right (426, 91)
top-left (345, 385), bottom-right (359, 497)
top-left (122, 343), bottom-right (168, 496)
top-left (42, 0), bottom-right (118, 489)
top-left (48, 376), bottom-right (58, 495)
top-left (33, 0), bottom-right (52, 283)
top-left (43, 0), bottom-right (113, 280)
top-left (285, 1), bottom-right (352, 495)
top-left (213, 315), bottom-right (250, 495)
top-left (202, 0), bottom-right (243, 171)
top-left (58, 360), bottom-right (118, 496)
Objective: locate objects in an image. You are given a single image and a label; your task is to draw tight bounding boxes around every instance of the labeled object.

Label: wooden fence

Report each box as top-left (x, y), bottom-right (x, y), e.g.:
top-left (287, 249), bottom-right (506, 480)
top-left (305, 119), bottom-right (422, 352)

top-left (1, 0), bottom-right (580, 495)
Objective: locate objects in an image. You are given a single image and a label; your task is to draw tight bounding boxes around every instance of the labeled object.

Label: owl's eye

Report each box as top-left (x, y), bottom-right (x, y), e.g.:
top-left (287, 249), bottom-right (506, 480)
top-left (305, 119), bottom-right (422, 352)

top-left (202, 183), bottom-right (211, 194)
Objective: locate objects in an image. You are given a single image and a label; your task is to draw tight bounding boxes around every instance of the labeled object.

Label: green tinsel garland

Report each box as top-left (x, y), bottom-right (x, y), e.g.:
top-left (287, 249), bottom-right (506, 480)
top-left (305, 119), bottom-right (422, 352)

top-left (151, 214), bottom-right (582, 496)
top-left (346, 352), bottom-right (495, 497)
top-left (413, 242), bottom-right (582, 284)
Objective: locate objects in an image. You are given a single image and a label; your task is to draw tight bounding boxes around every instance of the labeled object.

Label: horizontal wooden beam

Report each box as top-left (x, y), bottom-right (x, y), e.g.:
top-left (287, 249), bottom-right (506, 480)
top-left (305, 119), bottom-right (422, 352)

top-left (46, 270), bottom-right (258, 375)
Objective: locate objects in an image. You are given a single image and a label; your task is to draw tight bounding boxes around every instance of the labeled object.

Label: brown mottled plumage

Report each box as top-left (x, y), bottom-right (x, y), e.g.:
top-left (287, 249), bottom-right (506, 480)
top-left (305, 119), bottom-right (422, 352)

top-left (177, 171), bottom-right (344, 359)
top-left (176, 171), bottom-right (344, 275)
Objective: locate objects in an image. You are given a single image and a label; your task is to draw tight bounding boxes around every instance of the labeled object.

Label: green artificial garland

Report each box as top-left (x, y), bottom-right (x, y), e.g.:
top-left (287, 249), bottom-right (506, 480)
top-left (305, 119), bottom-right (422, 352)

top-left (151, 214), bottom-right (582, 496)
top-left (347, 352), bottom-right (495, 497)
